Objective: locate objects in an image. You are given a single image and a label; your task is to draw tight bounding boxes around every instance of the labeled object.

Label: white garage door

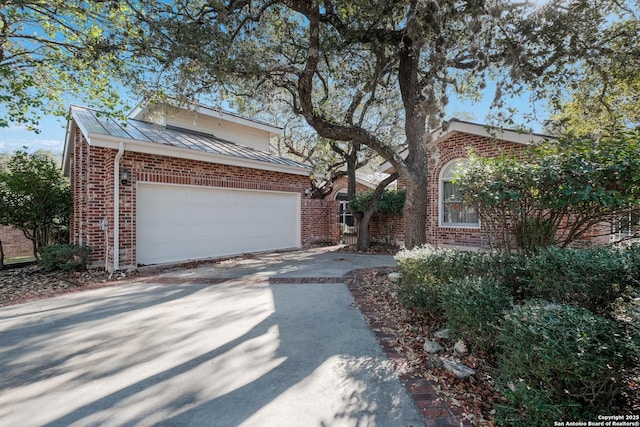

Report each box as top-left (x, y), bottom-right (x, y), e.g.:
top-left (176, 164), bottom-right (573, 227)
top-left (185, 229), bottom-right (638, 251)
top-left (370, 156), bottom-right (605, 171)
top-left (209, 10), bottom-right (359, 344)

top-left (136, 183), bottom-right (301, 265)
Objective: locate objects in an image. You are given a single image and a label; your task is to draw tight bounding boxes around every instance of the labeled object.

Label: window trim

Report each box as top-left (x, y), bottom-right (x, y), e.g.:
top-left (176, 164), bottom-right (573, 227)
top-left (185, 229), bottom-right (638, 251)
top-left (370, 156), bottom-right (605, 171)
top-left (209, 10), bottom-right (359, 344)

top-left (439, 158), bottom-right (480, 229)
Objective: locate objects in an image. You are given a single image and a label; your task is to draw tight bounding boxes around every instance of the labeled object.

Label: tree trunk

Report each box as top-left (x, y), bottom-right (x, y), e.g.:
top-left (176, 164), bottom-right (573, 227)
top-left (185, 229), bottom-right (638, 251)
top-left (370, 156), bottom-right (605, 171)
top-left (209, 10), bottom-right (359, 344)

top-left (355, 209), bottom-right (376, 250)
top-left (30, 229), bottom-right (39, 260)
top-left (354, 172), bottom-right (400, 251)
top-left (0, 239), bottom-right (4, 271)
top-left (401, 169), bottom-right (429, 249)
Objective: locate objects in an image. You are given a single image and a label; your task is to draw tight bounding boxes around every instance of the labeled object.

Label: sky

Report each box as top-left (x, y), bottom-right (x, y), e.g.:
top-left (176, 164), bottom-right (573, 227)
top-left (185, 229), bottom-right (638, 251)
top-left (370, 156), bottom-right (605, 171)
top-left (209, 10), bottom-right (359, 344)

top-left (0, 116), bottom-right (71, 155)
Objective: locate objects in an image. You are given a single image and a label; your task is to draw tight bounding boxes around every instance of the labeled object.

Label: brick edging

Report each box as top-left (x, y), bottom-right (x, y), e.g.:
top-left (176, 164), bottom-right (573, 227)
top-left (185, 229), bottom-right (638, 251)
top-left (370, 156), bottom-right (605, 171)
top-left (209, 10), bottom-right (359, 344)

top-left (343, 267), bottom-right (472, 427)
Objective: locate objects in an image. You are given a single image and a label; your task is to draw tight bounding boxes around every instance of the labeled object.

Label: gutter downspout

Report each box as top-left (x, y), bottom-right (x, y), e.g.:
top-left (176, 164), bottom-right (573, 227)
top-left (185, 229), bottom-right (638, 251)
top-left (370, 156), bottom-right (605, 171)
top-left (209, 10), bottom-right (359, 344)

top-left (113, 142), bottom-right (125, 272)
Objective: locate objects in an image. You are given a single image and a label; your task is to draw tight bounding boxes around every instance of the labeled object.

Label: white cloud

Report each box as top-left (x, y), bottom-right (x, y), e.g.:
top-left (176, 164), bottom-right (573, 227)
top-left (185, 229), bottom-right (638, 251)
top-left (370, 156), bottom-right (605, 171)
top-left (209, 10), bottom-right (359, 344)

top-left (0, 136), bottom-right (64, 154)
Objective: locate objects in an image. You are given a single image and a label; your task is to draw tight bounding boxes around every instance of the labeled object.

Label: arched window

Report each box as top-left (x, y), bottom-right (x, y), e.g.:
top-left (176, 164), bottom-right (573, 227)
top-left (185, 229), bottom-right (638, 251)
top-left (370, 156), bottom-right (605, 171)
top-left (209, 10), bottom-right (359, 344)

top-left (440, 159), bottom-right (479, 227)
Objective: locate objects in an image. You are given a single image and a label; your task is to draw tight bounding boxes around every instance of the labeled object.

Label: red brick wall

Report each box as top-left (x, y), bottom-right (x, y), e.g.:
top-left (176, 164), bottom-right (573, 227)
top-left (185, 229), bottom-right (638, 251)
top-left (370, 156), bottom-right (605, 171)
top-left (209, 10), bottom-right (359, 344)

top-left (70, 126), bottom-right (338, 269)
top-left (427, 132), bottom-right (528, 248)
top-left (374, 131), bottom-right (613, 249)
top-left (302, 199), bottom-right (341, 245)
top-left (369, 212), bottom-right (404, 245)
top-left (0, 226), bottom-right (33, 258)
top-left (372, 132), bottom-right (528, 249)
top-left (70, 127), bottom-right (111, 268)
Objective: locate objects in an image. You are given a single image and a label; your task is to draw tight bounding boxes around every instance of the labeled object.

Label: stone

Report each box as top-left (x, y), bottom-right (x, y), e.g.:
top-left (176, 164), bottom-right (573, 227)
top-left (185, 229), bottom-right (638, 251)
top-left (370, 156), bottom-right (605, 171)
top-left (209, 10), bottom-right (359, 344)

top-left (441, 358), bottom-right (476, 379)
top-left (424, 355), bottom-right (444, 370)
top-left (453, 339), bottom-right (468, 355)
top-left (423, 340), bottom-right (444, 353)
top-left (388, 272), bottom-right (401, 283)
top-left (125, 268), bottom-right (137, 275)
top-left (434, 328), bottom-right (450, 340)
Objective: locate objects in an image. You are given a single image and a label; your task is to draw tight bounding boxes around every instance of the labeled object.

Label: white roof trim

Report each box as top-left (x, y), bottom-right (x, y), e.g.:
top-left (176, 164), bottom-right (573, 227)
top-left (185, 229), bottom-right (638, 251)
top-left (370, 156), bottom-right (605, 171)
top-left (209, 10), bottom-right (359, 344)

top-left (380, 120), bottom-right (552, 173)
top-left (435, 120), bottom-right (550, 145)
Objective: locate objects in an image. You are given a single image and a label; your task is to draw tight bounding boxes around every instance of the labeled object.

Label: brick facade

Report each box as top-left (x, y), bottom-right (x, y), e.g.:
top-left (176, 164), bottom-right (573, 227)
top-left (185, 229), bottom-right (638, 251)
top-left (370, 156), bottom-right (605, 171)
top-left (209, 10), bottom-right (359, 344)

top-left (69, 127), bottom-right (340, 270)
top-left (371, 130), bottom-right (613, 249)
top-left (426, 132), bottom-right (526, 248)
top-left (302, 199), bottom-right (341, 245)
top-left (0, 226), bottom-right (33, 258)
top-left (371, 132), bottom-right (529, 249)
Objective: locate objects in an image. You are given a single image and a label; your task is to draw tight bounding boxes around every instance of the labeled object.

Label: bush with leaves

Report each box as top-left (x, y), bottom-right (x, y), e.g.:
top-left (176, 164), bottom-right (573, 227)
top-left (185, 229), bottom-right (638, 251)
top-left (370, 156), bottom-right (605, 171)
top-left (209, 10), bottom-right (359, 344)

top-left (398, 245), bottom-right (638, 316)
top-left (349, 189), bottom-right (405, 214)
top-left (495, 301), bottom-right (638, 425)
top-left (455, 130), bottom-right (640, 252)
top-left (395, 245), bottom-right (485, 312)
top-left (525, 246), bottom-right (637, 316)
top-left (441, 276), bottom-right (513, 351)
top-left (39, 245), bottom-right (90, 271)
top-left (0, 150), bottom-right (71, 258)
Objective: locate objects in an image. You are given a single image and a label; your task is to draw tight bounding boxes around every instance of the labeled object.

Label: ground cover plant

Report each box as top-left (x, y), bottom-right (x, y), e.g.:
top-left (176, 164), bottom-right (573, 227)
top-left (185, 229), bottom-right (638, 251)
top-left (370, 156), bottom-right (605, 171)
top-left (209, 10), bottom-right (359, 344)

top-left (396, 244), bottom-right (640, 425)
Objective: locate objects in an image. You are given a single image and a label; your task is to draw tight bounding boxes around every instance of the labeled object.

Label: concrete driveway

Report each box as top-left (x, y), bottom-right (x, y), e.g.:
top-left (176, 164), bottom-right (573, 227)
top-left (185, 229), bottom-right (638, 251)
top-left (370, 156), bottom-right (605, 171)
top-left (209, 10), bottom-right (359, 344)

top-left (0, 248), bottom-right (425, 427)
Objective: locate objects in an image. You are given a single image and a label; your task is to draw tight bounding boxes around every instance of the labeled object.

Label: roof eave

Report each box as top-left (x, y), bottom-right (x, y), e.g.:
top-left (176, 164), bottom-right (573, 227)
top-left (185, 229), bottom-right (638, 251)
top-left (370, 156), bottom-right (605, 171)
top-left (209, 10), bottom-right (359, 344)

top-left (380, 121), bottom-right (553, 174)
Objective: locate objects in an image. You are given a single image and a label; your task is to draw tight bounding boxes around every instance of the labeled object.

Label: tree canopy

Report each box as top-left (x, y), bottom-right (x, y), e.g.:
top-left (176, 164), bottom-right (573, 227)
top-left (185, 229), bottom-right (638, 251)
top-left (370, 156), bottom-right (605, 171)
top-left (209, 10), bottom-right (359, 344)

top-left (0, 149), bottom-right (71, 258)
top-left (547, 9), bottom-right (640, 135)
top-left (0, 0), bottom-right (143, 130)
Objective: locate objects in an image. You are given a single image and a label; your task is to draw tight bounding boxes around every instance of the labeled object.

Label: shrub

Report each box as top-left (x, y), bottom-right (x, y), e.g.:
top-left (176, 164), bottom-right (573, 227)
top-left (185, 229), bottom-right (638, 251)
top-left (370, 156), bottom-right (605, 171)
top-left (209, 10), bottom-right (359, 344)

top-left (495, 301), bottom-right (638, 424)
top-left (395, 245), bottom-right (485, 312)
top-left (495, 379), bottom-right (580, 427)
top-left (526, 246), bottom-right (636, 316)
top-left (39, 244), bottom-right (90, 271)
top-left (349, 189), bottom-right (405, 214)
top-left (441, 276), bottom-right (513, 351)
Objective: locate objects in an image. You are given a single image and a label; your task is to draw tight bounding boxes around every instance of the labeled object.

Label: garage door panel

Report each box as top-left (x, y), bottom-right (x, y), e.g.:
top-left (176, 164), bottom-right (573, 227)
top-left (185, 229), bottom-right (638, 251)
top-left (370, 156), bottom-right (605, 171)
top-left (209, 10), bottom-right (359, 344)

top-left (137, 183), bottom-right (300, 265)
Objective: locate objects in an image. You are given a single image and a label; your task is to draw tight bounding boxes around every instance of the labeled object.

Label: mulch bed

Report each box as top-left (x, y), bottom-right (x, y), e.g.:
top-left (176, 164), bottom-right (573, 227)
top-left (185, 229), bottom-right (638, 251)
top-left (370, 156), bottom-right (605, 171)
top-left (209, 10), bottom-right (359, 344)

top-left (344, 267), bottom-right (503, 427)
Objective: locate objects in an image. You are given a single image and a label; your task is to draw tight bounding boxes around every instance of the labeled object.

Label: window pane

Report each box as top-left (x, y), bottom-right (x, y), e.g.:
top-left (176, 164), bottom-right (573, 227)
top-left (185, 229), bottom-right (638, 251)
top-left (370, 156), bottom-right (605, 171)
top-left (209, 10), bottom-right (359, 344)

top-left (442, 180), bottom-right (478, 225)
top-left (443, 181), bottom-right (459, 201)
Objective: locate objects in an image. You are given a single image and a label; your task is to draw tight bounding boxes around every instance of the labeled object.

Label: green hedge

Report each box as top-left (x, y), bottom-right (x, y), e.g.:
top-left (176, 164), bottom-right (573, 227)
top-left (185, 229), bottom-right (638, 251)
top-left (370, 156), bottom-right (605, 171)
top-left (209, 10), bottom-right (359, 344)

top-left (495, 302), bottom-right (638, 425)
top-left (395, 246), bottom-right (485, 312)
top-left (441, 276), bottom-right (513, 351)
top-left (395, 244), bottom-right (640, 423)
top-left (39, 244), bottom-right (90, 271)
top-left (525, 246), bottom-right (637, 316)
top-left (396, 245), bottom-right (639, 316)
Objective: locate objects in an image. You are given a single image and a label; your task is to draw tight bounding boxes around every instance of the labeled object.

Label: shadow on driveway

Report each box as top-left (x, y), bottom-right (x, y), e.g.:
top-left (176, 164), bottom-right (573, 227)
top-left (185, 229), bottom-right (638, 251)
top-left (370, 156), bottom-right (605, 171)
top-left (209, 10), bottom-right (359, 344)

top-left (0, 250), bottom-right (422, 426)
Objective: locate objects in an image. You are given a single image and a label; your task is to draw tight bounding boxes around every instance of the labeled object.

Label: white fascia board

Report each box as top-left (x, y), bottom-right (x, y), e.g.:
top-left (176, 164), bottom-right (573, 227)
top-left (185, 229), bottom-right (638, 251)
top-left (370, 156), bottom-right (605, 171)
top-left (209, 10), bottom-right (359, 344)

top-left (62, 119), bottom-right (75, 176)
top-left (86, 133), bottom-right (310, 176)
top-left (434, 121), bottom-right (551, 145)
top-left (355, 177), bottom-right (377, 188)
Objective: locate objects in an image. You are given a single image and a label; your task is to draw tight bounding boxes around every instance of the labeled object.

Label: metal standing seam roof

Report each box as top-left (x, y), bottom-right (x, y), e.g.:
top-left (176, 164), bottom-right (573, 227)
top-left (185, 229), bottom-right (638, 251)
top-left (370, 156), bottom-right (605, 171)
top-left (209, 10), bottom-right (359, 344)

top-left (71, 106), bottom-right (310, 170)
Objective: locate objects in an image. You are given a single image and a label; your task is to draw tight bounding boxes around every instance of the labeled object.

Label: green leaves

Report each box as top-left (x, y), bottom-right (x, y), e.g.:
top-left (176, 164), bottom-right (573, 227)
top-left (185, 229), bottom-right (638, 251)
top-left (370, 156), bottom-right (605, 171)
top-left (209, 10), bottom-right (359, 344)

top-left (0, 1), bottom-right (136, 130)
top-left (456, 130), bottom-right (640, 251)
top-left (0, 150), bottom-right (70, 258)
top-left (349, 189), bottom-right (405, 214)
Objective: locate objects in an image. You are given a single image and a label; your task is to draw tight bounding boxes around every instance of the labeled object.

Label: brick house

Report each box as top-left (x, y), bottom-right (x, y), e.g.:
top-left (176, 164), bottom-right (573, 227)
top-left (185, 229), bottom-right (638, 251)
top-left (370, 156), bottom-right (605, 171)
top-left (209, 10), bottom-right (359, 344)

top-left (378, 120), bottom-right (551, 249)
top-left (63, 102), bottom-right (339, 271)
top-left (323, 174), bottom-right (376, 235)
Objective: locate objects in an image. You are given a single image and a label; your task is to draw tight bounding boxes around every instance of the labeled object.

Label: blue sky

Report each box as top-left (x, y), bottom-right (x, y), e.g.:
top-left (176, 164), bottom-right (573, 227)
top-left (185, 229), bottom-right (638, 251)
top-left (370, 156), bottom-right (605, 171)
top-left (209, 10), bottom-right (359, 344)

top-left (0, 115), bottom-right (71, 155)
